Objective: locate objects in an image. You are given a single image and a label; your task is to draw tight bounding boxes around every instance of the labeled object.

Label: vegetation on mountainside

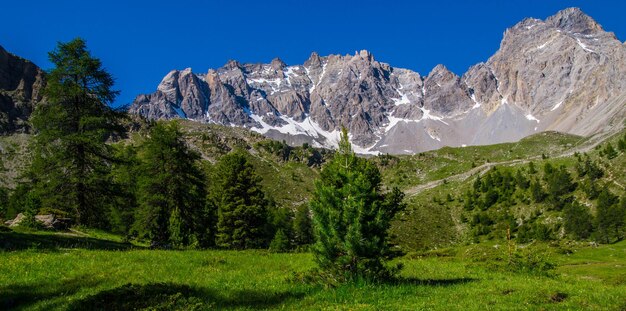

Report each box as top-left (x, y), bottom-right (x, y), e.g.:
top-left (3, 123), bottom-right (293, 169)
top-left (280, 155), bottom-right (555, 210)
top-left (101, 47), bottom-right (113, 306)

top-left (389, 129), bottom-right (626, 251)
top-left (375, 131), bottom-right (585, 190)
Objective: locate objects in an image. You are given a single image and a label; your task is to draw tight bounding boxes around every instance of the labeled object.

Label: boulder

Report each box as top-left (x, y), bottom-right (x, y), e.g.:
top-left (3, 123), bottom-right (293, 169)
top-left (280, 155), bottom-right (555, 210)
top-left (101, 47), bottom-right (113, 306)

top-left (5, 213), bottom-right (25, 227)
top-left (4, 213), bottom-right (71, 229)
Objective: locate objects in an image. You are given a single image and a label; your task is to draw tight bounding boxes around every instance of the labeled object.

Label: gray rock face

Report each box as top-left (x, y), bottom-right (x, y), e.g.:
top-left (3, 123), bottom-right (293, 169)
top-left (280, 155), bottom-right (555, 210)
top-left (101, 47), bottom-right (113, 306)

top-left (0, 46), bottom-right (45, 134)
top-left (129, 7), bottom-right (626, 154)
top-left (4, 213), bottom-right (71, 230)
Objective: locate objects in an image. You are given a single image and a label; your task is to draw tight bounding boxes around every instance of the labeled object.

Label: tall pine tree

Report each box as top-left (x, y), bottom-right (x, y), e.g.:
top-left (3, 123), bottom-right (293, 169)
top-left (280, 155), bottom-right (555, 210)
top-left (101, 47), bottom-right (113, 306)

top-left (563, 202), bottom-right (593, 239)
top-left (595, 189), bottom-right (620, 244)
top-left (310, 128), bottom-right (406, 283)
top-left (28, 38), bottom-right (124, 227)
top-left (109, 143), bottom-right (141, 236)
top-left (133, 122), bottom-right (206, 247)
top-left (209, 151), bottom-right (268, 249)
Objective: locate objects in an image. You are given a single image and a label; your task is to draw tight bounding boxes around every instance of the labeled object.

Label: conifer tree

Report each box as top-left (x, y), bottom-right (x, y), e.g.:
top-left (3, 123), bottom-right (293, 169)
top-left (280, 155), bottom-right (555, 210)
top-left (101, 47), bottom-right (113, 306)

top-left (618, 135), bottom-right (626, 152)
top-left (604, 143), bottom-right (618, 159)
top-left (269, 229), bottom-right (290, 252)
top-left (609, 195), bottom-right (626, 241)
top-left (109, 144), bottom-right (141, 235)
top-left (585, 158), bottom-right (604, 180)
top-left (293, 204), bottom-right (314, 246)
top-left (595, 189), bottom-right (620, 243)
top-left (210, 151), bottom-right (268, 249)
top-left (473, 176), bottom-right (482, 192)
top-left (544, 165), bottom-right (576, 209)
top-left (133, 122), bottom-right (206, 246)
top-left (310, 128), bottom-right (406, 283)
top-left (28, 38), bottom-right (124, 227)
top-left (563, 202), bottom-right (593, 239)
top-left (530, 178), bottom-right (546, 203)
top-left (580, 178), bottom-right (600, 200)
top-left (528, 161), bottom-right (537, 174)
top-left (515, 169), bottom-right (530, 189)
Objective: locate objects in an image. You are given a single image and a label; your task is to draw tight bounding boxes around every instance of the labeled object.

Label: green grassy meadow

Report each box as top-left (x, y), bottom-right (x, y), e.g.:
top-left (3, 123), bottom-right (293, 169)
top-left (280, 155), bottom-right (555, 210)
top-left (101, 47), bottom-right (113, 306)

top-left (1, 230), bottom-right (625, 310)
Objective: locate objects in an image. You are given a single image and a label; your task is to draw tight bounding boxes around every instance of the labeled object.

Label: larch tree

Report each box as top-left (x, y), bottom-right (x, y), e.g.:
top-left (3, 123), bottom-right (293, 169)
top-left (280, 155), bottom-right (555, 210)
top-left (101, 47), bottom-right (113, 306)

top-left (29, 38), bottom-right (124, 227)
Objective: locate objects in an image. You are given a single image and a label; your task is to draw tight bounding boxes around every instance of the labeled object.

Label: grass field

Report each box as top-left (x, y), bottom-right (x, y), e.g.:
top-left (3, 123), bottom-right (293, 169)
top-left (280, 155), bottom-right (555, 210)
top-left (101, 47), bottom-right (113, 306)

top-left (1, 230), bottom-right (625, 310)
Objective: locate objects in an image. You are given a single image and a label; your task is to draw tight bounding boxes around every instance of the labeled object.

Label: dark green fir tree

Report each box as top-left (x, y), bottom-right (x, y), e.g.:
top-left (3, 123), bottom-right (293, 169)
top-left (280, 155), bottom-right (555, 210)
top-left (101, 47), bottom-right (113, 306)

top-left (595, 189), bottom-right (621, 243)
top-left (563, 202), bottom-right (593, 239)
top-left (133, 121), bottom-right (206, 247)
top-left (293, 203), bottom-right (314, 246)
top-left (210, 151), bottom-right (268, 249)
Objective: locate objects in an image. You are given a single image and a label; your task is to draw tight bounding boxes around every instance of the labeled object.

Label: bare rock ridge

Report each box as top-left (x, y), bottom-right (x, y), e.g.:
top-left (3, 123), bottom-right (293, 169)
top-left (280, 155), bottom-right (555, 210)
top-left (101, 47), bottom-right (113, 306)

top-left (129, 8), bottom-right (626, 154)
top-left (0, 45), bottom-right (45, 134)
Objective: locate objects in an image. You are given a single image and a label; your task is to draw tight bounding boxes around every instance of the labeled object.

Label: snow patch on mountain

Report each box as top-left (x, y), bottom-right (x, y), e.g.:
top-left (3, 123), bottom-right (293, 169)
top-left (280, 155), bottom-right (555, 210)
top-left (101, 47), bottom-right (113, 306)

top-left (576, 38), bottom-right (597, 53)
top-left (471, 93), bottom-right (481, 109)
top-left (526, 113), bottom-right (540, 123)
top-left (392, 84), bottom-right (411, 105)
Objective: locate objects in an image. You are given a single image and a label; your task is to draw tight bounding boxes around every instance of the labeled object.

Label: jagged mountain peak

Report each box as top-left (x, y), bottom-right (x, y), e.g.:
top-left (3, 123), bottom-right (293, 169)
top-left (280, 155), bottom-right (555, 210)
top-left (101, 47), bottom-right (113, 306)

top-left (427, 64), bottom-right (456, 80)
top-left (270, 57), bottom-right (286, 70)
top-left (546, 7), bottom-right (602, 34)
top-left (129, 8), bottom-right (626, 155)
top-left (304, 51), bottom-right (322, 68)
top-left (355, 49), bottom-right (374, 62)
top-left (224, 59), bottom-right (242, 70)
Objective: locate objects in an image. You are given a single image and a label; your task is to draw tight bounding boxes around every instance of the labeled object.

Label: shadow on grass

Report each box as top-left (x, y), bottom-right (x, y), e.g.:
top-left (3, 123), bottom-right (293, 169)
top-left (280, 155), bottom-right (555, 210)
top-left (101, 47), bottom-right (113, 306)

top-left (0, 231), bottom-right (139, 251)
top-left (388, 277), bottom-right (477, 287)
top-left (0, 275), bottom-right (101, 310)
top-left (68, 283), bottom-right (306, 310)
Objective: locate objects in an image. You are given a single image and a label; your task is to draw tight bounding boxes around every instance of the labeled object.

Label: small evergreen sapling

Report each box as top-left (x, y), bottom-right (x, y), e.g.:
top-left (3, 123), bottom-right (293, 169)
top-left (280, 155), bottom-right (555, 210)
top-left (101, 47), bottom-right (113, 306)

top-left (310, 128), bottom-right (406, 283)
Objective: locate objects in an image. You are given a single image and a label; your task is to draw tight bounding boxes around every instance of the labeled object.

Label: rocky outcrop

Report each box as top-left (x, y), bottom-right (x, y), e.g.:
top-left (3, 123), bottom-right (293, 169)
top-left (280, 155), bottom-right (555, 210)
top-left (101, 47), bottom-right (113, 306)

top-left (4, 213), bottom-right (71, 230)
top-left (0, 46), bottom-right (46, 134)
top-left (129, 7), bottom-right (626, 154)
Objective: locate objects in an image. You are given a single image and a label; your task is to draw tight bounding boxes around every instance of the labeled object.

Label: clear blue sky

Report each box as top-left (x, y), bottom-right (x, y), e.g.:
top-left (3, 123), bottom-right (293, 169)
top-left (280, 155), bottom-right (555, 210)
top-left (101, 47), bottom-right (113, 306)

top-left (2, 0), bottom-right (625, 107)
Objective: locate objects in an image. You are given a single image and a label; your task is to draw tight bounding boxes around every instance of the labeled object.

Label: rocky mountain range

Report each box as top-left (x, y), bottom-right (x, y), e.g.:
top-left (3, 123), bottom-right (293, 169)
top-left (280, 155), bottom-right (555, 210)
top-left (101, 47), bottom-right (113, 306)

top-left (130, 7), bottom-right (626, 154)
top-left (0, 45), bottom-right (45, 134)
